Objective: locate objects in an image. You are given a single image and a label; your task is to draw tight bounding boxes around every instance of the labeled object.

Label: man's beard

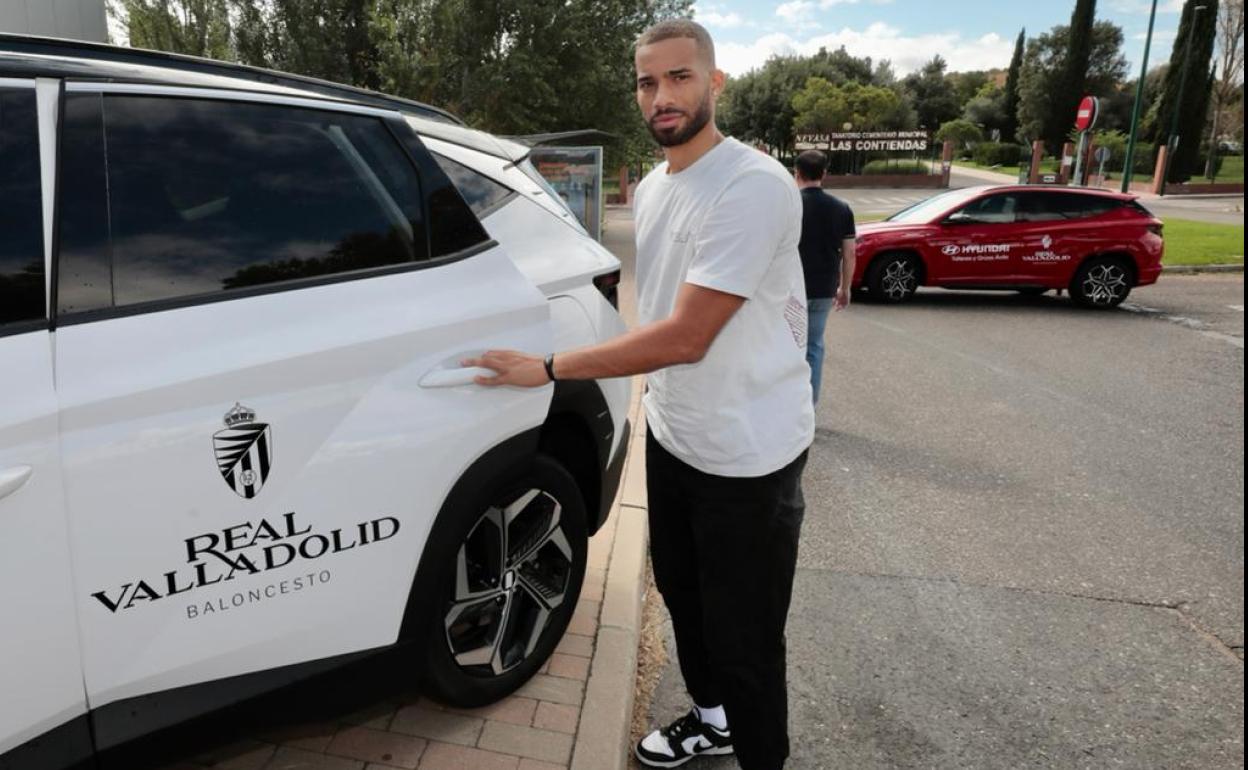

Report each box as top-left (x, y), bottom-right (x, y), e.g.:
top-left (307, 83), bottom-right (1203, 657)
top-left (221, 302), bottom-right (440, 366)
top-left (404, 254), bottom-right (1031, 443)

top-left (646, 88), bottom-right (713, 147)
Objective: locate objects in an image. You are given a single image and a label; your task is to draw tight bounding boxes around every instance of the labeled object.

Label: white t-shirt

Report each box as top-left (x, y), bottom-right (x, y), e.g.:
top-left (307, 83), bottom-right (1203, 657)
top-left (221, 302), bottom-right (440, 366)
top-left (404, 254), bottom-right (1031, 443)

top-left (633, 137), bottom-right (815, 477)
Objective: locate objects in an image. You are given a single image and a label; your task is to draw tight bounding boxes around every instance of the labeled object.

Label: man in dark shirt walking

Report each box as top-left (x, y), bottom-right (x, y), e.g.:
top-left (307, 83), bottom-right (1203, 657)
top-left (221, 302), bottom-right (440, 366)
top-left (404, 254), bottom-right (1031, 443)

top-left (795, 150), bottom-right (856, 406)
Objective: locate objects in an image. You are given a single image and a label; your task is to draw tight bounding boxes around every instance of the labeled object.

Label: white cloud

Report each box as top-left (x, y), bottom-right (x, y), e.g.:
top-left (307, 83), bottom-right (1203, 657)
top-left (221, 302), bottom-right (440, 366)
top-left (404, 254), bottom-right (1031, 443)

top-left (776, 0), bottom-right (816, 21)
top-left (717, 22), bottom-right (1015, 77)
top-left (694, 2), bottom-right (749, 28)
top-left (700, 10), bottom-right (748, 27)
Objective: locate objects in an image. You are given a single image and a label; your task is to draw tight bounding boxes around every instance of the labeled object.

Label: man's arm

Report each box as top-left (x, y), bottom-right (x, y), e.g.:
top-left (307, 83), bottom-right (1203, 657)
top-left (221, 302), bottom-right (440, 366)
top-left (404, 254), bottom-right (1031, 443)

top-left (463, 283), bottom-right (746, 387)
top-left (835, 237), bottom-right (856, 310)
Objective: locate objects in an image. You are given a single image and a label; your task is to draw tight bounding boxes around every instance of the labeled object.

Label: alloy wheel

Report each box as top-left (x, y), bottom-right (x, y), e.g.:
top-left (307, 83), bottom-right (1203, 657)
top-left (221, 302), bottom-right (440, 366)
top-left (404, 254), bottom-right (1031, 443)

top-left (1080, 263), bottom-right (1128, 306)
top-left (444, 488), bottom-right (574, 676)
top-left (882, 259), bottom-right (917, 300)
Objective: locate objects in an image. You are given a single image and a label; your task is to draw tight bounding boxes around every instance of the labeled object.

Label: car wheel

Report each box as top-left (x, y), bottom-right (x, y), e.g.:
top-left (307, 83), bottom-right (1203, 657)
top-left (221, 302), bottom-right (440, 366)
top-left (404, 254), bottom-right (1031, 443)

top-left (422, 454), bottom-right (587, 707)
top-left (1070, 256), bottom-right (1133, 309)
top-left (867, 253), bottom-right (920, 303)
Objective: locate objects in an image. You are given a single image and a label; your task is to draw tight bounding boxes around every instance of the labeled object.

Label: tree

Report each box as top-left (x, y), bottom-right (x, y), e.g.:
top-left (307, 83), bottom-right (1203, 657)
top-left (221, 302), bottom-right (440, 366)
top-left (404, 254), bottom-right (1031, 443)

top-left (720, 48), bottom-right (912, 157)
top-left (901, 55), bottom-right (960, 130)
top-left (1209, 0), bottom-right (1245, 146)
top-left (110, 0), bottom-right (692, 169)
top-left (935, 118), bottom-right (985, 150)
top-left (1052, 0), bottom-right (1097, 150)
top-left (791, 77), bottom-right (905, 139)
top-left (962, 85), bottom-right (1007, 137)
top-left (111, 0), bottom-right (233, 58)
top-left (1147, 0), bottom-right (1220, 181)
top-left (1001, 28), bottom-right (1025, 142)
top-left (1017, 20), bottom-right (1128, 150)
top-left (947, 70), bottom-right (990, 110)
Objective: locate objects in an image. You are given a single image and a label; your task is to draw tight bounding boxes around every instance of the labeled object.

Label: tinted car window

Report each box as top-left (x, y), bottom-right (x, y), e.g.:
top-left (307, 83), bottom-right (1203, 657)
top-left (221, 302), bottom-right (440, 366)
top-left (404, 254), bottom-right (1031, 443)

top-left (0, 87), bottom-right (45, 327)
top-left (59, 95), bottom-right (430, 312)
top-left (434, 154), bottom-right (513, 216)
top-left (391, 129), bottom-right (492, 257)
top-left (951, 193), bottom-right (1018, 224)
top-left (1017, 192), bottom-right (1122, 221)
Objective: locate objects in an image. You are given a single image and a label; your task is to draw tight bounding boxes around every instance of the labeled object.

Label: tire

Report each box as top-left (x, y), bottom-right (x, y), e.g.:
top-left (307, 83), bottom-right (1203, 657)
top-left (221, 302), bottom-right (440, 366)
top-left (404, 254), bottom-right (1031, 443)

top-left (1070, 255), bottom-right (1133, 309)
top-left (867, 253), bottom-right (920, 303)
top-left (422, 454), bottom-right (587, 707)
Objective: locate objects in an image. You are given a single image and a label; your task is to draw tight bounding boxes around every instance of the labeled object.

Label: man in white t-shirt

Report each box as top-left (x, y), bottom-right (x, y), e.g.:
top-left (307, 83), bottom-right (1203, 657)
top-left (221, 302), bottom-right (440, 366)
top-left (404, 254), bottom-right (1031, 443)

top-left (465, 19), bottom-right (813, 770)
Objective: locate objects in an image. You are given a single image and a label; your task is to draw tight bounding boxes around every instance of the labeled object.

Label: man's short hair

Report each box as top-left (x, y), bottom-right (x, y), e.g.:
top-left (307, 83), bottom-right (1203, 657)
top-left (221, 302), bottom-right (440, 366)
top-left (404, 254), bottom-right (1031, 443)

top-left (636, 19), bottom-right (716, 69)
top-left (795, 150), bottom-right (829, 181)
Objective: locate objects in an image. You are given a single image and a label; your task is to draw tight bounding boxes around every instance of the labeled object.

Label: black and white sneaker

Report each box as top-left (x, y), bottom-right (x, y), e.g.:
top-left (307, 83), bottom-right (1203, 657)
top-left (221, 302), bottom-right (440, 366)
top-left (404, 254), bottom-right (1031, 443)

top-left (635, 709), bottom-right (733, 767)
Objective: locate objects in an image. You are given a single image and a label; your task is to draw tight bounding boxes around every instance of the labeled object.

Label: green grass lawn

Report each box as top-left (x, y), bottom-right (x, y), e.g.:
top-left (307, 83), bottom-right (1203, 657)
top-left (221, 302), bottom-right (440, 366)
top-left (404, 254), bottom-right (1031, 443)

top-left (956, 155), bottom-right (1245, 185)
top-left (1162, 218), bottom-right (1245, 266)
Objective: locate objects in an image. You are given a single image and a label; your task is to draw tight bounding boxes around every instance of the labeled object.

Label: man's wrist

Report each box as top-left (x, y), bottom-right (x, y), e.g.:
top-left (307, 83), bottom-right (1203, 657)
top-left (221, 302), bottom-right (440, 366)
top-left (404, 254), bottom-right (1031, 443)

top-left (543, 353), bottom-right (558, 383)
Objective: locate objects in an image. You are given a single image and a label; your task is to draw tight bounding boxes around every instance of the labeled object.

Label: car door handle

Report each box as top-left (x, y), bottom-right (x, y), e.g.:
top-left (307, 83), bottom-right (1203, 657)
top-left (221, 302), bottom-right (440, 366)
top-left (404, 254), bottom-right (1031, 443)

top-left (0, 465), bottom-right (33, 502)
top-left (419, 366), bottom-right (495, 388)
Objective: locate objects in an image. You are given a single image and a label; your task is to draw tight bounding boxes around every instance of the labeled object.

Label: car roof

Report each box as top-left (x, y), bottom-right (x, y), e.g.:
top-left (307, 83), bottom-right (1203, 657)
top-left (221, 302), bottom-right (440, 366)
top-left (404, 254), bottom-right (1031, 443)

top-left (0, 33), bottom-right (464, 121)
top-left (0, 34), bottom-right (536, 163)
top-left (968, 184), bottom-right (1136, 201)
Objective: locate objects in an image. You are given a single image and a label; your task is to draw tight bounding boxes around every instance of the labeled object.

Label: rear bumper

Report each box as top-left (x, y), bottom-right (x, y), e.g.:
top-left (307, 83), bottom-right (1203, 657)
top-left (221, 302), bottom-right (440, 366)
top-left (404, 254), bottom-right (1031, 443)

top-left (1137, 263), bottom-right (1163, 286)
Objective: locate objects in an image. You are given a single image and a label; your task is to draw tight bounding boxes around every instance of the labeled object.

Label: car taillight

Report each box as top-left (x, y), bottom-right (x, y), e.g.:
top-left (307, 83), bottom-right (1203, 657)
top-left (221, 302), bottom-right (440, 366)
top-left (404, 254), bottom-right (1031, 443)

top-left (1147, 223), bottom-right (1163, 236)
top-left (594, 270), bottom-right (621, 309)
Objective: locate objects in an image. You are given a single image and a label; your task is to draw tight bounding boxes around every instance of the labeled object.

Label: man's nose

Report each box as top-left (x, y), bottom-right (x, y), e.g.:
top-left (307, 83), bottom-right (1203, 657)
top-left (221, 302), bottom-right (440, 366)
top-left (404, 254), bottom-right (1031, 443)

top-left (652, 80), bottom-right (677, 112)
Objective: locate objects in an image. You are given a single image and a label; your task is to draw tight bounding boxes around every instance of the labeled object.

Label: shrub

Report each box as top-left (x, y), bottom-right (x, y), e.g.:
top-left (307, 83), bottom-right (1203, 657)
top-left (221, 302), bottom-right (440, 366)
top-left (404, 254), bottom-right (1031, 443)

top-left (972, 141), bottom-right (1028, 167)
top-left (862, 160), bottom-right (931, 175)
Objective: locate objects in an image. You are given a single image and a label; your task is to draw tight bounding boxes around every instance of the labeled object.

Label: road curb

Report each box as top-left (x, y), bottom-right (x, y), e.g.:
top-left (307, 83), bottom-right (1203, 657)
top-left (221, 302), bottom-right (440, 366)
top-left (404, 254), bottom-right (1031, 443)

top-left (1163, 263), bottom-right (1245, 274)
top-left (571, 390), bottom-right (649, 770)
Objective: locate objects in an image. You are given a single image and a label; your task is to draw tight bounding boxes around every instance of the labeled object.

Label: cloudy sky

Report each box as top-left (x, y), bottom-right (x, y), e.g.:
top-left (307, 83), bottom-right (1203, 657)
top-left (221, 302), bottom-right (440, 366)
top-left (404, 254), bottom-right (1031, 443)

top-left (694, 0), bottom-right (1190, 77)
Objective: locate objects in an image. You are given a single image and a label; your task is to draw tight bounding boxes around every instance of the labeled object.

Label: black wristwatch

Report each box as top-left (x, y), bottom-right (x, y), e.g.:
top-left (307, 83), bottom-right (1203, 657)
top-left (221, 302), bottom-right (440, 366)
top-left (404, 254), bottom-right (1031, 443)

top-left (543, 353), bottom-right (558, 383)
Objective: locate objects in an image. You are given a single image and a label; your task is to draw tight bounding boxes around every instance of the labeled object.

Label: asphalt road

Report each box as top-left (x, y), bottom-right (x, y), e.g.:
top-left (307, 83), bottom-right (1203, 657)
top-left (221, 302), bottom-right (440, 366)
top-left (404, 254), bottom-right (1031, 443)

top-left (615, 205), bottom-right (1247, 769)
top-left (826, 168), bottom-right (1246, 226)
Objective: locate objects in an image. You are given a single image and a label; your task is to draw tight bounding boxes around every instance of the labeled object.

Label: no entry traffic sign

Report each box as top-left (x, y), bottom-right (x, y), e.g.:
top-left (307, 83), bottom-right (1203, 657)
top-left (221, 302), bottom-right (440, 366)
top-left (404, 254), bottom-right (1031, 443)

top-left (1075, 95), bottom-right (1099, 132)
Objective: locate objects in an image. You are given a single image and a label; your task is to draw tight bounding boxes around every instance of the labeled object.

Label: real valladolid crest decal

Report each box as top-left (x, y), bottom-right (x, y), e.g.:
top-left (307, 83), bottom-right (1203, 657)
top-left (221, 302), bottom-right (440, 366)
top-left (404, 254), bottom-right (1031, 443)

top-left (214, 402), bottom-right (272, 499)
top-left (89, 403), bottom-right (404, 618)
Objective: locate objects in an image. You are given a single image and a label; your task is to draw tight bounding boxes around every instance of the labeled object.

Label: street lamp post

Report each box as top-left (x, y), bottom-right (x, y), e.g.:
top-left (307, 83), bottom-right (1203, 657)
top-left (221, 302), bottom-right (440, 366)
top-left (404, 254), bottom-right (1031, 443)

top-left (1160, 3), bottom-right (1208, 196)
top-left (1121, 0), bottom-right (1159, 193)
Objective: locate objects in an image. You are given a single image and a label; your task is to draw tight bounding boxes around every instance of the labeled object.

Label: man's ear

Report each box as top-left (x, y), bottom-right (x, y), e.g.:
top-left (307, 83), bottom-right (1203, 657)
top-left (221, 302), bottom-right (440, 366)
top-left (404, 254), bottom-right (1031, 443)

top-left (711, 68), bottom-right (726, 98)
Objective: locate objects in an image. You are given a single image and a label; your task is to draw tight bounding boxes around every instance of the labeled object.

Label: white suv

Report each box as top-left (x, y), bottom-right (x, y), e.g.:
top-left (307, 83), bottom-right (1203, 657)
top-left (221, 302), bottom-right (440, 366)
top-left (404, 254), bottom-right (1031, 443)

top-left (0, 36), bottom-right (630, 768)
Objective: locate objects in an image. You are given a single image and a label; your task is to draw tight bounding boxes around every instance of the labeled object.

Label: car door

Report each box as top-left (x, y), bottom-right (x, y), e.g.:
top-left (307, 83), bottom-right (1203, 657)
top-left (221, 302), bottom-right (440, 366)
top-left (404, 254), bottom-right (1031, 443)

top-left (51, 85), bottom-right (553, 745)
top-left (0, 79), bottom-right (92, 767)
top-left (1012, 192), bottom-right (1090, 284)
top-left (927, 192), bottom-right (1022, 284)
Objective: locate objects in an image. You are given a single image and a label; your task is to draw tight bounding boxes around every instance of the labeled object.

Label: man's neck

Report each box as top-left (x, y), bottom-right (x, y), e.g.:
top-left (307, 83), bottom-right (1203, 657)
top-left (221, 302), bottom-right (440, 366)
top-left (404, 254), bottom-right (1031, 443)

top-left (796, 178), bottom-right (824, 190)
top-left (664, 123), bottom-right (725, 174)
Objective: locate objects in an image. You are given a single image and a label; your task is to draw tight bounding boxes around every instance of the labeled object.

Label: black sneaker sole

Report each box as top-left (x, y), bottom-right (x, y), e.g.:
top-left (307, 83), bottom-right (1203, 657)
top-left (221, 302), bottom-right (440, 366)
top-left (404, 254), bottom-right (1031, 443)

top-left (634, 744), bottom-right (734, 768)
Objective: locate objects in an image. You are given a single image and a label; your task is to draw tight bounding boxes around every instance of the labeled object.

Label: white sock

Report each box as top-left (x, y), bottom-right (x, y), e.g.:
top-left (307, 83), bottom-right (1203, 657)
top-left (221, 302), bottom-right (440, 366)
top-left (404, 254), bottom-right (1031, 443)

top-left (694, 704), bottom-right (728, 730)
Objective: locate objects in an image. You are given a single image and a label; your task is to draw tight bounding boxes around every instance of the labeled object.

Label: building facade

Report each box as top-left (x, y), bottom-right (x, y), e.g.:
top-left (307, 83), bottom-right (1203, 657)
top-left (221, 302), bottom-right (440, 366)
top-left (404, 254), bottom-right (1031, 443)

top-left (0, 0), bottom-right (108, 43)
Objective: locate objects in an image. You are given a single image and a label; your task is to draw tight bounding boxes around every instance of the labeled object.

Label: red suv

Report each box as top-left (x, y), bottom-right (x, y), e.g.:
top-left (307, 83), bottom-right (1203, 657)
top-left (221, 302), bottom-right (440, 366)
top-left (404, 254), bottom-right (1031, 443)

top-left (852, 185), bottom-right (1164, 308)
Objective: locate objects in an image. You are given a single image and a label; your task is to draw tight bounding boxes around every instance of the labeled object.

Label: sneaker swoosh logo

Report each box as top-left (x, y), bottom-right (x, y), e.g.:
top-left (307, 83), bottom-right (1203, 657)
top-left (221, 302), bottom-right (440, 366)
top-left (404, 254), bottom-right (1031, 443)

top-left (681, 735), bottom-right (712, 755)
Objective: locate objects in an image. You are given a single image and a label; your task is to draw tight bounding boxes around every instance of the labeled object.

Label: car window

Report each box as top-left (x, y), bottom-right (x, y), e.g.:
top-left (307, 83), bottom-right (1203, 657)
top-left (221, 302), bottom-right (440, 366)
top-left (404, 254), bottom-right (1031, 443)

top-left (1016, 192), bottom-right (1123, 222)
top-left (949, 193), bottom-right (1018, 224)
top-left (434, 154), bottom-right (514, 216)
top-left (886, 187), bottom-right (989, 224)
top-left (58, 94), bottom-right (430, 313)
top-left (0, 87), bottom-right (45, 327)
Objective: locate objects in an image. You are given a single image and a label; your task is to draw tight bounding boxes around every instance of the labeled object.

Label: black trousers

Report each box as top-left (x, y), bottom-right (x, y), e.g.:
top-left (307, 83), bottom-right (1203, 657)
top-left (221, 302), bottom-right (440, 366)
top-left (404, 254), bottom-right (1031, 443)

top-left (646, 430), bottom-right (808, 770)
